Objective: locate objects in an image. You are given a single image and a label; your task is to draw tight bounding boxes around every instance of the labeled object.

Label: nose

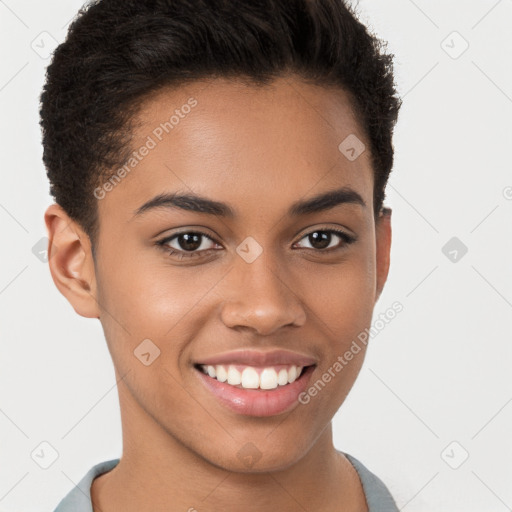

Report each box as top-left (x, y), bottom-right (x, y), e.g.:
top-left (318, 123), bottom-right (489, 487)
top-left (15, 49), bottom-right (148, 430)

top-left (220, 250), bottom-right (307, 336)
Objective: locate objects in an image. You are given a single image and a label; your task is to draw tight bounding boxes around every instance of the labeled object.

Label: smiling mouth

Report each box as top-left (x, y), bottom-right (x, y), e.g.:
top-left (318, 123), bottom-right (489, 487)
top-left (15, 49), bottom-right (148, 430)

top-left (194, 363), bottom-right (315, 390)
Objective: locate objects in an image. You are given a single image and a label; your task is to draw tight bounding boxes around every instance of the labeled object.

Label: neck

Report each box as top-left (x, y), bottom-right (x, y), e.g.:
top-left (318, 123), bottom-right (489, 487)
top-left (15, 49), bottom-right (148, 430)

top-left (91, 378), bottom-right (366, 512)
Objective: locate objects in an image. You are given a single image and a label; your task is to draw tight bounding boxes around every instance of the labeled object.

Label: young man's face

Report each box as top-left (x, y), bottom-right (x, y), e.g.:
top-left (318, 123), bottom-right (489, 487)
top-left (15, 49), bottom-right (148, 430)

top-left (46, 75), bottom-right (391, 472)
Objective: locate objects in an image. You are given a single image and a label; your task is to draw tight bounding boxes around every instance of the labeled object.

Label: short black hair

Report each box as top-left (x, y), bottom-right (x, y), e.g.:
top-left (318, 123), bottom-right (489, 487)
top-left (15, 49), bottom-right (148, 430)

top-left (39, 0), bottom-right (402, 252)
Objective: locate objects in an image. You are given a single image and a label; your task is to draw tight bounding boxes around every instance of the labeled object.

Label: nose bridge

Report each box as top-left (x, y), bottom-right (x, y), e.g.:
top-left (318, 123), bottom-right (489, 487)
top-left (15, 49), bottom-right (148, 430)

top-left (220, 241), bottom-right (306, 335)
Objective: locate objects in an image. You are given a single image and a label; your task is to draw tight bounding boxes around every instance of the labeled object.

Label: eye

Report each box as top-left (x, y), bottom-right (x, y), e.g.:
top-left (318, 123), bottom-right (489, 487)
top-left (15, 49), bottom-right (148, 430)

top-left (294, 228), bottom-right (356, 252)
top-left (156, 227), bottom-right (356, 261)
top-left (156, 230), bottom-right (221, 260)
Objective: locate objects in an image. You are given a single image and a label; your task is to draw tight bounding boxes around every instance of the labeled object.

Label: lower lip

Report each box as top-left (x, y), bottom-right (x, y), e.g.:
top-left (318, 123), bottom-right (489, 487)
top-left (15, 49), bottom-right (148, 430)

top-left (194, 365), bottom-right (315, 417)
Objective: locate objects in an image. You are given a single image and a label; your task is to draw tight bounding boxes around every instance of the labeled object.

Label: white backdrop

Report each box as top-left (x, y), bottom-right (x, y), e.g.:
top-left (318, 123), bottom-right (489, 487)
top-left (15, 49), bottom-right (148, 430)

top-left (0, 1), bottom-right (511, 511)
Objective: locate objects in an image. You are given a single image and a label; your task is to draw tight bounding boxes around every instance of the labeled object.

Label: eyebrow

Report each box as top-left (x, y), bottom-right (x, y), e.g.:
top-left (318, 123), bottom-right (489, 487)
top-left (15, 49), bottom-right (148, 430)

top-left (132, 186), bottom-right (366, 219)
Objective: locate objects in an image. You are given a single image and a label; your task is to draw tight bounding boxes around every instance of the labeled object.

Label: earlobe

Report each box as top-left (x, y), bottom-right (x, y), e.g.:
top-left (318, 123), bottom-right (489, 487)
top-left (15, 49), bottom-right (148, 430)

top-left (44, 203), bottom-right (100, 319)
top-left (374, 207), bottom-right (392, 304)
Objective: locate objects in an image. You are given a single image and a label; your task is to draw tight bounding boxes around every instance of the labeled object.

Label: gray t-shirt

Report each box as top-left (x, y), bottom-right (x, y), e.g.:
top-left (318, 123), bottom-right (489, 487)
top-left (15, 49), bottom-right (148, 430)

top-left (53, 452), bottom-right (399, 511)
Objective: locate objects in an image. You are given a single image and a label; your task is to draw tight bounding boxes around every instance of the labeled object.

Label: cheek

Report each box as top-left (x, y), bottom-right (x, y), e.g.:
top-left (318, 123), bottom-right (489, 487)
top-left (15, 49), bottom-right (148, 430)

top-left (294, 256), bottom-right (375, 424)
top-left (300, 252), bottom-right (376, 341)
top-left (95, 250), bottom-right (229, 378)
top-left (97, 248), bottom-right (213, 332)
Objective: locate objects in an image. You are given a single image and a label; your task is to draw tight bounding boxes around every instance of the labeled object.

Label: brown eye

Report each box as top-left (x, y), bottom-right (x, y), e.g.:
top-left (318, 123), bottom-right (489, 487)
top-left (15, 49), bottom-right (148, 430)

top-left (156, 227), bottom-right (356, 262)
top-left (156, 230), bottom-right (220, 259)
top-left (295, 229), bottom-right (355, 251)
top-left (173, 233), bottom-right (204, 251)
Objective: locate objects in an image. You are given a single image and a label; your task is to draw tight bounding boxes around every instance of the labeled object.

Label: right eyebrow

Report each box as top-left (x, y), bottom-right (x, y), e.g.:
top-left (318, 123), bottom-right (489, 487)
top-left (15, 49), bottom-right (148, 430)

top-left (131, 186), bottom-right (366, 220)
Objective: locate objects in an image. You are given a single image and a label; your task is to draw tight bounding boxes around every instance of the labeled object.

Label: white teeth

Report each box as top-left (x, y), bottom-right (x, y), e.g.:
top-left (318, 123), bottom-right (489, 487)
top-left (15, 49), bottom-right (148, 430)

top-left (199, 364), bottom-right (305, 390)
top-left (216, 365), bottom-right (228, 382)
top-left (287, 365), bottom-right (297, 383)
top-left (277, 368), bottom-right (288, 386)
top-left (260, 368), bottom-right (278, 389)
top-left (227, 365), bottom-right (242, 385)
top-left (241, 367), bottom-right (260, 389)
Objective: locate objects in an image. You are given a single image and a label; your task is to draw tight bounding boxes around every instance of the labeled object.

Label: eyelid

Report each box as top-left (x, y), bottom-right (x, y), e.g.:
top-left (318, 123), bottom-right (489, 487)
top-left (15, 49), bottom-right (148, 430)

top-left (293, 227), bottom-right (356, 251)
top-left (156, 225), bottom-right (357, 259)
top-left (295, 224), bottom-right (356, 241)
top-left (156, 229), bottom-right (220, 250)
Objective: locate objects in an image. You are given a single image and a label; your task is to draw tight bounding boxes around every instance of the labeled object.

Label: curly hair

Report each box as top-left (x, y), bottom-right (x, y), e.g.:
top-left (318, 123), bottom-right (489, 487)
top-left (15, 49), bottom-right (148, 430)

top-left (39, 0), bottom-right (402, 252)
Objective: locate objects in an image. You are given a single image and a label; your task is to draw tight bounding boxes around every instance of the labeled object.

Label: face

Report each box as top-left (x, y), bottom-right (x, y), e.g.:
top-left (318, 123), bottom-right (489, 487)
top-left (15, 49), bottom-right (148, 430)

top-left (46, 75), bottom-right (391, 473)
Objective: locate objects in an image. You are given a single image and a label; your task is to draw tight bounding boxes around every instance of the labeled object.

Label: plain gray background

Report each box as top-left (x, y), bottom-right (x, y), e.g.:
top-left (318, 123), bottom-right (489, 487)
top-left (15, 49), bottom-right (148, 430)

top-left (1, 1), bottom-right (511, 511)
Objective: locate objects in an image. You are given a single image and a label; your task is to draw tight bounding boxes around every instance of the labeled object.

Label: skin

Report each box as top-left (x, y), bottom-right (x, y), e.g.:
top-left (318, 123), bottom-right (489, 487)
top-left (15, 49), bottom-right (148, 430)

top-left (45, 75), bottom-right (392, 512)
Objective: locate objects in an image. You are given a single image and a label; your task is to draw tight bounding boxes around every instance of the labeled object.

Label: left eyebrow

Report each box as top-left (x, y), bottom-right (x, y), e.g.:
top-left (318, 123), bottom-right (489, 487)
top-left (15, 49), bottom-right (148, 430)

top-left (288, 187), bottom-right (366, 216)
top-left (131, 186), bottom-right (366, 219)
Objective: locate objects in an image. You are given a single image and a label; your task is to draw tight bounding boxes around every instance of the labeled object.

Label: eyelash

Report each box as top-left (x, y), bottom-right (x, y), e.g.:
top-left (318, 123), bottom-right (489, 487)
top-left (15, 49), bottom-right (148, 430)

top-left (155, 227), bottom-right (357, 260)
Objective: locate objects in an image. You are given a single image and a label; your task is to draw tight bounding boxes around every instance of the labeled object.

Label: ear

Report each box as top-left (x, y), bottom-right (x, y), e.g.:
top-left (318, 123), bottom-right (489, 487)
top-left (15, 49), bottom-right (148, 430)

top-left (44, 203), bottom-right (100, 319)
top-left (374, 207), bottom-right (392, 304)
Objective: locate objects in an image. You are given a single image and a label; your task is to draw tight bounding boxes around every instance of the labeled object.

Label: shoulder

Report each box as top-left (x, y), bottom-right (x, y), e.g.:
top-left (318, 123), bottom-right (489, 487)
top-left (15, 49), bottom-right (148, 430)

top-left (52, 459), bottom-right (120, 512)
top-left (340, 451), bottom-right (399, 512)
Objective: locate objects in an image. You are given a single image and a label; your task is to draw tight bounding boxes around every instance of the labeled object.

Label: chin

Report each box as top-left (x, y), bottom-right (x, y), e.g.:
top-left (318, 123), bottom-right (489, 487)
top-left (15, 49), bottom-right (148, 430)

top-left (197, 438), bottom-right (309, 474)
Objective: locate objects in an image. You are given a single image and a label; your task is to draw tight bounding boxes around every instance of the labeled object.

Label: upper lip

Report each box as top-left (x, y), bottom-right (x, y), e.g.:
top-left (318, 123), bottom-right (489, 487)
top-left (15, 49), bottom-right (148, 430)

top-left (195, 349), bottom-right (317, 367)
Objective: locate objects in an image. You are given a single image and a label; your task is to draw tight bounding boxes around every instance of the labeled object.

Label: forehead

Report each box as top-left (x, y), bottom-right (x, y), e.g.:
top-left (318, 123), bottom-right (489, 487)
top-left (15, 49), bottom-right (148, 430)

top-left (97, 75), bottom-right (373, 224)
top-left (133, 75), bottom-right (367, 155)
